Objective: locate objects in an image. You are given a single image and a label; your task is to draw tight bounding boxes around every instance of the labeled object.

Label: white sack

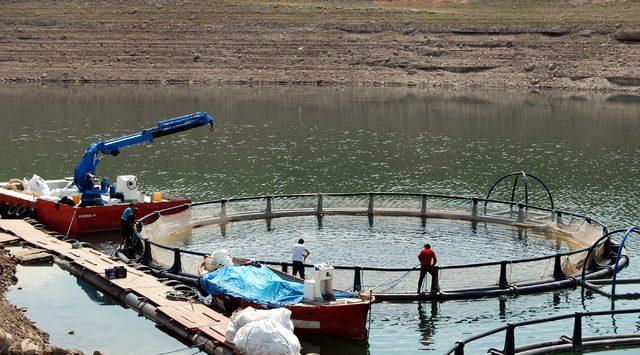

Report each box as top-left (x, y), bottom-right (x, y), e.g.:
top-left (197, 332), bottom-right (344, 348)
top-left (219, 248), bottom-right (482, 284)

top-left (25, 175), bottom-right (50, 196)
top-left (204, 249), bottom-right (233, 272)
top-left (225, 307), bottom-right (294, 343)
top-left (233, 318), bottom-right (301, 355)
top-left (49, 186), bottom-right (79, 199)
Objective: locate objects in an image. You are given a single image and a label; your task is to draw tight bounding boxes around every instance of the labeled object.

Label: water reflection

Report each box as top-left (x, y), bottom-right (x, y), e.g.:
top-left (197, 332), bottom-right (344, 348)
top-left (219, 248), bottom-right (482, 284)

top-left (76, 278), bottom-right (115, 305)
top-left (298, 334), bottom-right (369, 355)
top-left (417, 302), bottom-right (438, 348)
top-left (2, 84), bottom-right (639, 353)
top-left (7, 264), bottom-right (193, 354)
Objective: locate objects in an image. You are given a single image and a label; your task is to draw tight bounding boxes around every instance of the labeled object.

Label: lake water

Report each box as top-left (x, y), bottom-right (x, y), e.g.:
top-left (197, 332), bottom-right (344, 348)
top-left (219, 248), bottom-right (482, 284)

top-left (1, 84), bottom-right (639, 354)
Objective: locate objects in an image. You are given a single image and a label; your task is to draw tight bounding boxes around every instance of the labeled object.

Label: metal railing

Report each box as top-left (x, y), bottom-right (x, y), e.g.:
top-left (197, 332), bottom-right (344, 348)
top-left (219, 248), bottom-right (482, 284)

top-left (445, 308), bottom-right (640, 355)
top-left (138, 192), bottom-right (607, 229)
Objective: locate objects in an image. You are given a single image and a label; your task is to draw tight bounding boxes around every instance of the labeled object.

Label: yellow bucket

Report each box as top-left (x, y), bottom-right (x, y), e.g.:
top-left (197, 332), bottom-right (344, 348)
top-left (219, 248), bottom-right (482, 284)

top-left (72, 195), bottom-right (80, 205)
top-left (152, 192), bottom-right (162, 202)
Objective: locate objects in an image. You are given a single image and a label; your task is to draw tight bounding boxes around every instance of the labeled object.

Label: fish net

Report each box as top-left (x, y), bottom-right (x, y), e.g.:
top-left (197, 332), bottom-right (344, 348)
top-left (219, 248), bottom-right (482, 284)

top-left (138, 194), bottom-right (607, 294)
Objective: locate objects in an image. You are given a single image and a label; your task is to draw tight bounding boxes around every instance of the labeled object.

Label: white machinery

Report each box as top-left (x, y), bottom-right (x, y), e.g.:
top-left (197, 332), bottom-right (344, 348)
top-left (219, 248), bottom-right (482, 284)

top-left (115, 175), bottom-right (140, 201)
top-left (303, 264), bottom-right (335, 302)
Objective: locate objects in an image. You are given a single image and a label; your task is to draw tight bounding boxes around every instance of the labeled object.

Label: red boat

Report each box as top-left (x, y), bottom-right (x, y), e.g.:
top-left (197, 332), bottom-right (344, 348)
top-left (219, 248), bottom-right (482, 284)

top-left (0, 112), bottom-right (214, 236)
top-left (0, 178), bottom-right (189, 236)
top-left (200, 263), bottom-right (374, 342)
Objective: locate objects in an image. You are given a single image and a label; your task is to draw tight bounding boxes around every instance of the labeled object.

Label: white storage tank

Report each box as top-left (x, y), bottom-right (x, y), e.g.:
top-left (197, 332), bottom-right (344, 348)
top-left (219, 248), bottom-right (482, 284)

top-left (115, 175), bottom-right (140, 201)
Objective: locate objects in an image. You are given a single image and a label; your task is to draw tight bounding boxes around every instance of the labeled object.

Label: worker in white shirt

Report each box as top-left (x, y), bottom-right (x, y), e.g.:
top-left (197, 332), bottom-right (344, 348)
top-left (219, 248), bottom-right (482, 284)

top-left (292, 238), bottom-right (310, 279)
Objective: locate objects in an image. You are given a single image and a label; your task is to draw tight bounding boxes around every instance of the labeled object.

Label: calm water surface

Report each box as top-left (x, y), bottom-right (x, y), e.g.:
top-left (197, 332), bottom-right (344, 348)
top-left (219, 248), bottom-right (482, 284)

top-left (1, 84), bottom-right (639, 354)
top-left (7, 264), bottom-right (194, 354)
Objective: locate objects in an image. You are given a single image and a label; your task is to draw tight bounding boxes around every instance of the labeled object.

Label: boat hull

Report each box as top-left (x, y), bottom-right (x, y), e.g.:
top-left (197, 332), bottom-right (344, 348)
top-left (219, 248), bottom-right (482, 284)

top-left (34, 198), bottom-right (189, 235)
top-left (216, 295), bottom-right (372, 342)
top-left (206, 264), bottom-right (373, 342)
top-left (0, 188), bottom-right (189, 236)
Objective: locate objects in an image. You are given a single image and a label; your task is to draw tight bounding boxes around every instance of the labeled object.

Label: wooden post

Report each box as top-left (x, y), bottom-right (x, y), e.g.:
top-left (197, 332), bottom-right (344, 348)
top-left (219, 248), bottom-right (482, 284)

top-left (219, 200), bottom-right (227, 221)
top-left (353, 267), bottom-right (362, 292)
top-left (572, 313), bottom-right (583, 350)
top-left (517, 204), bottom-right (525, 222)
top-left (454, 342), bottom-right (465, 355)
top-left (471, 198), bottom-right (478, 218)
top-left (266, 196), bottom-right (274, 217)
top-left (553, 254), bottom-right (565, 280)
top-left (141, 239), bottom-right (152, 264)
top-left (499, 261), bottom-right (508, 288)
top-left (170, 249), bottom-right (182, 274)
top-left (420, 194), bottom-right (427, 217)
top-left (316, 194), bottom-right (323, 215)
top-left (367, 193), bottom-right (374, 215)
top-left (504, 324), bottom-right (516, 355)
top-left (431, 266), bottom-right (440, 293)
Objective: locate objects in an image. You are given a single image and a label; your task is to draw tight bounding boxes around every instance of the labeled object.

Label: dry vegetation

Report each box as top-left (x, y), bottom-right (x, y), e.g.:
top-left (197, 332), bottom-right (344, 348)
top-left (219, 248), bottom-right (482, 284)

top-left (0, 0), bottom-right (638, 91)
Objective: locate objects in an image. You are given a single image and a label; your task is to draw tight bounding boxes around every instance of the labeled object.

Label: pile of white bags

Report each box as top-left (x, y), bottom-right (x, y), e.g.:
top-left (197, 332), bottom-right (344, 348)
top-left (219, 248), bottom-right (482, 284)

top-left (49, 182), bottom-right (79, 199)
top-left (25, 175), bottom-right (50, 196)
top-left (225, 307), bottom-right (300, 355)
top-left (203, 249), bottom-right (233, 272)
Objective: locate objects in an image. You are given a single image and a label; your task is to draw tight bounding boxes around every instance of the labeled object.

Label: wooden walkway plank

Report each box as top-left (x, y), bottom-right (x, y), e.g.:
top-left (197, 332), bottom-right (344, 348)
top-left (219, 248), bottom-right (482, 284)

top-left (0, 219), bottom-right (231, 348)
top-left (11, 248), bottom-right (54, 264)
top-left (0, 233), bottom-right (20, 244)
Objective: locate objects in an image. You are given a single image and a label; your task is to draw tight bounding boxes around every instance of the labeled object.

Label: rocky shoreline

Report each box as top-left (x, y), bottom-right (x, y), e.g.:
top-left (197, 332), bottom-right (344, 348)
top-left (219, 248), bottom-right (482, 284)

top-left (0, 1), bottom-right (638, 92)
top-left (0, 251), bottom-right (82, 355)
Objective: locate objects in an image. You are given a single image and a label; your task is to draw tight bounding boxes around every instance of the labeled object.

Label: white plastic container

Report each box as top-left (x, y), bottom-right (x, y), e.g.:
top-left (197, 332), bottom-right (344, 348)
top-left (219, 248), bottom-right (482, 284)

top-left (303, 280), bottom-right (316, 302)
top-left (115, 175), bottom-right (139, 201)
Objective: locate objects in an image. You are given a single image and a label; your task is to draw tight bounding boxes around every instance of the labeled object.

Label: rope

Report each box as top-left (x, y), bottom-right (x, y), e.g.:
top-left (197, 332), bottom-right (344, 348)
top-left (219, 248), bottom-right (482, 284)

top-left (165, 289), bottom-right (198, 301)
top-left (370, 263), bottom-right (420, 293)
top-left (64, 208), bottom-right (77, 240)
top-left (155, 342), bottom-right (204, 355)
top-left (1, 179), bottom-right (39, 197)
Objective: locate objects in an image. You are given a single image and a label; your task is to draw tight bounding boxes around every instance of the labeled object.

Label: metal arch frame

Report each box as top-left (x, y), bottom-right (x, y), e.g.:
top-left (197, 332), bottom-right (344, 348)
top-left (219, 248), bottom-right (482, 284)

top-left (611, 226), bottom-right (640, 297)
top-left (484, 171), bottom-right (554, 214)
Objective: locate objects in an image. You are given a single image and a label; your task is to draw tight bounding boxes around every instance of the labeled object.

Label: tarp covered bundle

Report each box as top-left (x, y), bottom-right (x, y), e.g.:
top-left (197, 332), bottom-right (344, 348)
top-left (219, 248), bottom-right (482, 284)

top-left (199, 265), bottom-right (354, 308)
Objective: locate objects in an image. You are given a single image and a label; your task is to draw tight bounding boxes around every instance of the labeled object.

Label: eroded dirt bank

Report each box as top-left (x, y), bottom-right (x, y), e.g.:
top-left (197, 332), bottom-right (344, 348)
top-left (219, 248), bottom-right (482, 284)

top-left (0, 0), bottom-right (639, 92)
top-left (0, 250), bottom-right (82, 355)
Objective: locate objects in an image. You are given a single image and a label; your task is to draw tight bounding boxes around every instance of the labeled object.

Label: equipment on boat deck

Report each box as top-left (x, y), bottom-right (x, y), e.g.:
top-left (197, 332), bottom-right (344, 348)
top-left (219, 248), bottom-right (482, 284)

top-left (73, 112), bottom-right (214, 205)
top-left (115, 175), bottom-right (140, 201)
top-left (303, 264), bottom-right (335, 302)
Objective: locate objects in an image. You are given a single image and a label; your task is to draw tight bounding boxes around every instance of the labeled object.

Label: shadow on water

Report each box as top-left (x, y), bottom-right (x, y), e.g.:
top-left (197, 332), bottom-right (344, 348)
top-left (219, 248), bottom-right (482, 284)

top-left (298, 334), bottom-right (369, 355)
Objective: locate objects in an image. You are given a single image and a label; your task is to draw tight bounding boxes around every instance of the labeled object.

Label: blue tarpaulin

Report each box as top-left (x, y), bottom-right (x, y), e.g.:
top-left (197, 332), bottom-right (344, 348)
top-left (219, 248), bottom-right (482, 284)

top-left (199, 265), bottom-right (355, 308)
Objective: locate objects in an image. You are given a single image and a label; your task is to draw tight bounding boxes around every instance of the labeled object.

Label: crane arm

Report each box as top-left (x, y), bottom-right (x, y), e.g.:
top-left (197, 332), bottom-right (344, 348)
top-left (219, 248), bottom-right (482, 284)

top-left (74, 112), bottom-right (214, 203)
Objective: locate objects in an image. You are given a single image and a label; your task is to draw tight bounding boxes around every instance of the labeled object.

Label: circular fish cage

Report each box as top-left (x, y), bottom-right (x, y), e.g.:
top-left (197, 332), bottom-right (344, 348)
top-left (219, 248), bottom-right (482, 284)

top-left (128, 178), bottom-right (628, 302)
top-left (445, 307), bottom-right (640, 355)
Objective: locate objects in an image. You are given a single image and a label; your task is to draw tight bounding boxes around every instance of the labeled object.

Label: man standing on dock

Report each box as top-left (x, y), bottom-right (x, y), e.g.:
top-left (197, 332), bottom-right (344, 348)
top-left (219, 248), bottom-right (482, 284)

top-left (292, 238), bottom-right (310, 279)
top-left (417, 244), bottom-right (438, 294)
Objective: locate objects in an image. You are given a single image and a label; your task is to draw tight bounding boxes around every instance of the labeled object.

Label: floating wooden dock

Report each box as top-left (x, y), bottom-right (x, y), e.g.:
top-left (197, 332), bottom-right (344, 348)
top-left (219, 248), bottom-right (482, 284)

top-left (0, 219), bottom-right (234, 355)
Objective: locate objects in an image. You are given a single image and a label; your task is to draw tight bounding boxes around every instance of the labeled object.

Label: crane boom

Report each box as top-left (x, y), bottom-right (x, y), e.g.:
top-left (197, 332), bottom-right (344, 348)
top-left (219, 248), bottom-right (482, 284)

top-left (74, 112), bottom-right (214, 205)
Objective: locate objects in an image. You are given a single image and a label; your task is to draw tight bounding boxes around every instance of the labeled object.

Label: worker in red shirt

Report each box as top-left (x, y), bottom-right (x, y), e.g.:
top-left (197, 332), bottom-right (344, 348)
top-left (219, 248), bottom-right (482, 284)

top-left (417, 244), bottom-right (439, 293)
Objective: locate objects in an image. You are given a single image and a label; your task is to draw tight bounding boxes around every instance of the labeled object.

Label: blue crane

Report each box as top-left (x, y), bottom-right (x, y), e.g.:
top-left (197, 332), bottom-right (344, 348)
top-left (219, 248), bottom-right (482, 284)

top-left (74, 112), bottom-right (215, 205)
